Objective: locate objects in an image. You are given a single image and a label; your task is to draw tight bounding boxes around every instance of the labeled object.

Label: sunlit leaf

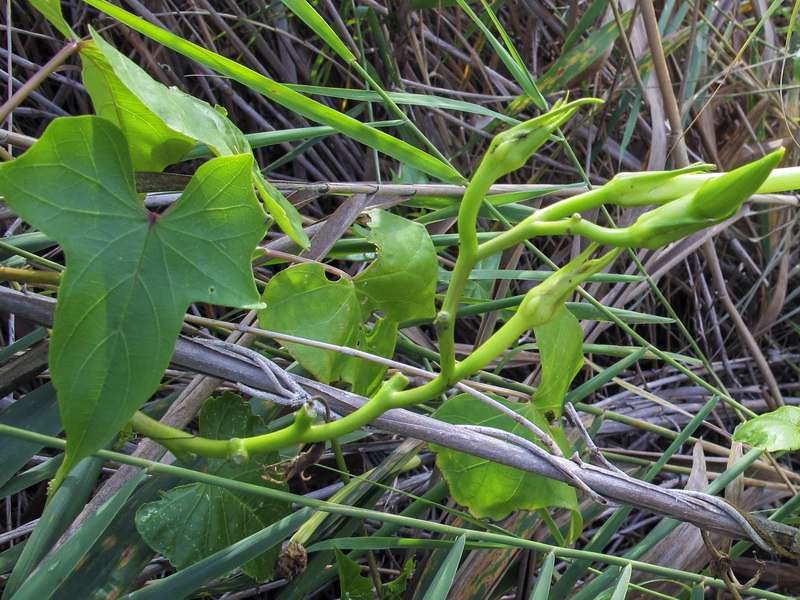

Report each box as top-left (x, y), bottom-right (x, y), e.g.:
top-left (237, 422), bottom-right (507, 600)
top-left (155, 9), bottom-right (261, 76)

top-left (28, 0), bottom-right (75, 39)
top-left (259, 209), bottom-right (436, 394)
top-left (354, 209), bottom-right (437, 322)
top-left (87, 32), bottom-right (308, 247)
top-left (430, 394), bottom-right (578, 521)
top-left (80, 41), bottom-right (195, 173)
top-left (532, 306), bottom-right (584, 418)
top-left (733, 406), bottom-right (800, 452)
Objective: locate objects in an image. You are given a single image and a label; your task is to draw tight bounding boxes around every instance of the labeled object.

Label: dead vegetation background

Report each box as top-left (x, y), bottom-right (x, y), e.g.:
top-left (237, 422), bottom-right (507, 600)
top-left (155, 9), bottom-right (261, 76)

top-left (2, 0), bottom-right (800, 598)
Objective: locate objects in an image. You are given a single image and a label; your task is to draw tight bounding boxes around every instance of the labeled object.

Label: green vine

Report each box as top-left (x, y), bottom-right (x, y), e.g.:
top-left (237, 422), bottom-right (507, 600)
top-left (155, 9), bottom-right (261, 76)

top-left (128, 100), bottom-right (789, 467)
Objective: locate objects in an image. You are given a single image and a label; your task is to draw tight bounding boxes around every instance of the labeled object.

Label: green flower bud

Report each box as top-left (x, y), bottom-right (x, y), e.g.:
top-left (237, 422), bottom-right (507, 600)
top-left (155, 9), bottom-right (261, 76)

top-left (609, 162), bottom-right (716, 207)
top-left (518, 244), bottom-right (622, 327)
top-left (621, 149), bottom-right (784, 248)
top-left (479, 98), bottom-right (603, 181)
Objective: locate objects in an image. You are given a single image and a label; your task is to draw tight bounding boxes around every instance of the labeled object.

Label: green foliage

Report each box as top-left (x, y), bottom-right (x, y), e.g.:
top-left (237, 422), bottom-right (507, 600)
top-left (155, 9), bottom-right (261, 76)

top-left (82, 0), bottom-right (467, 186)
top-left (333, 547), bottom-right (374, 600)
top-left (531, 307), bottom-right (585, 418)
top-left (136, 393), bottom-right (289, 582)
top-left (80, 42), bottom-right (195, 173)
top-left (6, 3), bottom-right (800, 597)
top-left (431, 395), bottom-right (579, 522)
top-left (733, 406), bottom-right (800, 452)
top-left (27, 0), bottom-right (75, 39)
top-left (0, 117), bottom-right (266, 478)
top-left (86, 33), bottom-right (307, 247)
top-left (259, 209), bottom-right (436, 395)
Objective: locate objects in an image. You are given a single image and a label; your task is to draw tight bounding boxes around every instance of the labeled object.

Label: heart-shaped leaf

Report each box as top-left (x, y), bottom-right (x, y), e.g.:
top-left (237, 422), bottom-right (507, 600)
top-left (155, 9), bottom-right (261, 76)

top-left (136, 392), bottom-right (288, 582)
top-left (0, 116), bottom-right (267, 476)
top-left (430, 394), bottom-right (579, 522)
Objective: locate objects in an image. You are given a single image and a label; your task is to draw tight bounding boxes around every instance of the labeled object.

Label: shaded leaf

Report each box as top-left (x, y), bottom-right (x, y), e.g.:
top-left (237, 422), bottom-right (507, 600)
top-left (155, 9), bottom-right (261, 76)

top-left (0, 116), bottom-right (266, 476)
top-left (430, 395), bottom-right (578, 521)
top-left (0, 382), bottom-right (61, 490)
top-left (333, 547), bottom-right (373, 600)
top-left (136, 392), bottom-right (289, 582)
top-left (382, 557), bottom-right (415, 599)
top-left (733, 406), bottom-right (800, 452)
top-left (260, 263), bottom-right (361, 383)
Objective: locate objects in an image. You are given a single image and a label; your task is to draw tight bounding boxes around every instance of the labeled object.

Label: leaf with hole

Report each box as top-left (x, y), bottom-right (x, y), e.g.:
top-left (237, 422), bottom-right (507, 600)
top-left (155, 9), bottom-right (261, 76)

top-left (259, 209), bottom-right (436, 394)
top-left (136, 392), bottom-right (289, 582)
top-left (0, 116), bottom-right (267, 478)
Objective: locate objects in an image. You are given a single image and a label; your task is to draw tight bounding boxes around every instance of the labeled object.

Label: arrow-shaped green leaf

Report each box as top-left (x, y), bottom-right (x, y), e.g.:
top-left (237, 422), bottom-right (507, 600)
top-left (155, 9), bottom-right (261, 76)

top-left (0, 116), bottom-right (267, 477)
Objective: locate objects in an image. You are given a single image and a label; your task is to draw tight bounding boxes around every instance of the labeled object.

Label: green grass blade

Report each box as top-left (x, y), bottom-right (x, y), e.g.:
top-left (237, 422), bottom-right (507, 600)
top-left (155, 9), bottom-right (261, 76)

top-left (3, 456), bottom-right (104, 597)
top-left (287, 85), bottom-right (519, 123)
top-left (124, 509), bottom-right (311, 600)
top-left (279, 0), bottom-right (456, 166)
top-left (10, 470), bottom-right (145, 600)
top-left (280, 0), bottom-right (356, 61)
top-left (455, 0), bottom-right (545, 108)
top-left (528, 550), bottom-right (556, 600)
top-left (609, 564), bottom-right (633, 600)
top-left (0, 383), bottom-right (61, 490)
top-left (82, 0), bottom-right (465, 185)
top-left (421, 534), bottom-right (467, 600)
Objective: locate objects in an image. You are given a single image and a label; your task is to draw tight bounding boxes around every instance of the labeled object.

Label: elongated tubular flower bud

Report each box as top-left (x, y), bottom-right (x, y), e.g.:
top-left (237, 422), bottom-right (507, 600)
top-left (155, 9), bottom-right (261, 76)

top-left (477, 98), bottom-right (603, 182)
top-left (517, 244), bottom-right (622, 328)
top-left (566, 149), bottom-right (785, 249)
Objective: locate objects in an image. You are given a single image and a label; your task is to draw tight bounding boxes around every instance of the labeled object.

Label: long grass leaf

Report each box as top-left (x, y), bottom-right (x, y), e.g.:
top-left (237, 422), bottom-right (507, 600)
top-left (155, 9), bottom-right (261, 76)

top-left (11, 470), bottom-right (144, 600)
top-left (421, 534), bottom-right (467, 600)
top-left (528, 550), bottom-right (556, 600)
top-left (81, 0), bottom-right (465, 185)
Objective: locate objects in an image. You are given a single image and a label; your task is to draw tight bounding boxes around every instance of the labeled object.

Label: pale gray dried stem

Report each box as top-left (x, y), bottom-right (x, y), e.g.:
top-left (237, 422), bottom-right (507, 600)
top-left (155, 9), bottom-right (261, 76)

top-left (0, 287), bottom-right (797, 555)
